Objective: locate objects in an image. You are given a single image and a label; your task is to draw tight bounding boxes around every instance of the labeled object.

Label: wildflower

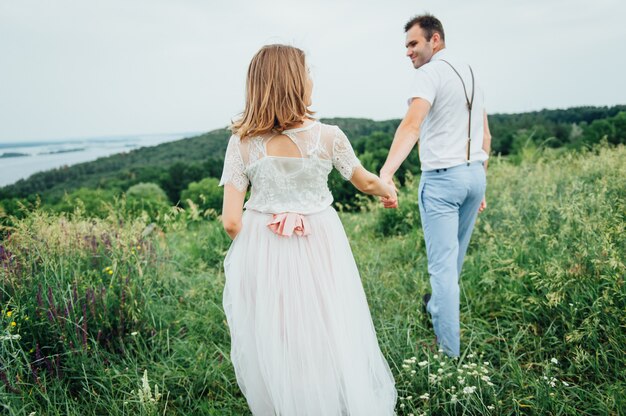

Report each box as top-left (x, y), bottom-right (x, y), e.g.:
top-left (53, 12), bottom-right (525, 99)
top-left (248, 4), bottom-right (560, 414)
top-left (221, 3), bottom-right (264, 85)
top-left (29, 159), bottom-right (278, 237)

top-left (481, 375), bottom-right (491, 382)
top-left (487, 405), bottom-right (495, 410)
top-left (411, 370), bottom-right (416, 375)
top-left (400, 403), bottom-right (405, 409)
top-left (450, 394), bottom-right (458, 404)
top-left (6, 311), bottom-right (12, 317)
top-left (483, 361), bottom-right (490, 366)
top-left (562, 381), bottom-right (569, 387)
top-left (463, 386), bottom-right (477, 395)
top-left (468, 353), bottom-right (474, 359)
top-left (10, 322), bottom-right (16, 327)
top-left (419, 393), bottom-right (429, 400)
top-left (418, 361), bottom-right (428, 367)
top-left (108, 270), bottom-right (113, 275)
top-left (406, 395), bottom-right (413, 400)
top-left (402, 364), bottom-right (410, 369)
top-left (433, 354), bottom-right (439, 359)
top-left (437, 368), bottom-right (444, 374)
top-left (550, 357), bottom-right (558, 365)
top-left (131, 331), bottom-right (139, 336)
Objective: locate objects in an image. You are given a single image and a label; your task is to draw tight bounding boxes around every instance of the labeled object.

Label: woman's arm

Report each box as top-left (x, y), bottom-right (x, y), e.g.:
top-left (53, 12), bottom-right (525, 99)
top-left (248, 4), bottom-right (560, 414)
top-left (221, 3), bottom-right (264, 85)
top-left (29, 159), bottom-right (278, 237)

top-left (221, 184), bottom-right (247, 239)
top-left (349, 166), bottom-right (394, 199)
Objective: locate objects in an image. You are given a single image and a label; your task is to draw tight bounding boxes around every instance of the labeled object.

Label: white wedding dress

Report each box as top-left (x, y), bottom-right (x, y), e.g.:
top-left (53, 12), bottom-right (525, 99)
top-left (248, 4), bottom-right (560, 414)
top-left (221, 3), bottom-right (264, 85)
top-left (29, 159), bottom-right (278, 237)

top-left (220, 121), bottom-right (397, 415)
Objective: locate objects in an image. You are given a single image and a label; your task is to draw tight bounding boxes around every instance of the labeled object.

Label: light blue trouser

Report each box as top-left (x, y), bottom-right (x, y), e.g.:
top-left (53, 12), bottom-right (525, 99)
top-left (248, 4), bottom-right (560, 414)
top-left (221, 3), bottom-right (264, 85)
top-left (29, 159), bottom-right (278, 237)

top-left (418, 162), bottom-right (486, 357)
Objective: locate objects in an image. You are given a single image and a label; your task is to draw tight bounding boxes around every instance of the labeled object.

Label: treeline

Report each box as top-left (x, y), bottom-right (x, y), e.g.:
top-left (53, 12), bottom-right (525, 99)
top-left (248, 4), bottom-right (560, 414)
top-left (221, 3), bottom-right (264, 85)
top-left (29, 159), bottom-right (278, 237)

top-left (0, 105), bottom-right (624, 219)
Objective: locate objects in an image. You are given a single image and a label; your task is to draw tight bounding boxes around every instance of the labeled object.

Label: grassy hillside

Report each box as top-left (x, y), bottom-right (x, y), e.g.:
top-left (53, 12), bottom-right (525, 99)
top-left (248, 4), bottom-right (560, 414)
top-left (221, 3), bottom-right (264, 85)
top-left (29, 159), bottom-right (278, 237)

top-left (1, 144), bottom-right (624, 415)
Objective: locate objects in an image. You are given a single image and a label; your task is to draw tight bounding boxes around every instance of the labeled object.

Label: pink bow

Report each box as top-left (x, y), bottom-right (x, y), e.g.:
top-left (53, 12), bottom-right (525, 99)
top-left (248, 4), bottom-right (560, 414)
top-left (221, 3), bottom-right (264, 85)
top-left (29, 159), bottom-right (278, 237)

top-left (267, 212), bottom-right (311, 237)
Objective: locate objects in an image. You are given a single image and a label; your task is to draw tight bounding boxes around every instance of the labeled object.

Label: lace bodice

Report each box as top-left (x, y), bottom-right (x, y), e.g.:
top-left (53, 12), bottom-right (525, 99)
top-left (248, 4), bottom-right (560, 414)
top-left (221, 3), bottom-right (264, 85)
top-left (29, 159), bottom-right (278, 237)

top-left (219, 121), bottom-right (361, 215)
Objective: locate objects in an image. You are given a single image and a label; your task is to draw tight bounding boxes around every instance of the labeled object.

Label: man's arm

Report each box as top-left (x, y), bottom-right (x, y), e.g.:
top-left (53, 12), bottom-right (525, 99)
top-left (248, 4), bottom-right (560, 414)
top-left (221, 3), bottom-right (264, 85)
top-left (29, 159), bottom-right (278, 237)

top-left (379, 98), bottom-right (431, 205)
top-left (482, 110), bottom-right (492, 172)
top-left (478, 110), bottom-right (492, 213)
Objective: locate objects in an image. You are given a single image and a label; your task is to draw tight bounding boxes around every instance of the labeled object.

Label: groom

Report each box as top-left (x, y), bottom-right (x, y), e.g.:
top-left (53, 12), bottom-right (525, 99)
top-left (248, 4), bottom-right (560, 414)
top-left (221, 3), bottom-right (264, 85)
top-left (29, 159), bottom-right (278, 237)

top-left (380, 14), bottom-right (492, 357)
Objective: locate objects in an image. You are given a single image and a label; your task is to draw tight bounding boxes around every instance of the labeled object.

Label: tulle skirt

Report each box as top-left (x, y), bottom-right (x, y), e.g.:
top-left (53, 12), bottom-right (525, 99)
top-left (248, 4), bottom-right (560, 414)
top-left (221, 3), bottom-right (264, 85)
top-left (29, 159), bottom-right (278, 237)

top-left (223, 207), bottom-right (397, 415)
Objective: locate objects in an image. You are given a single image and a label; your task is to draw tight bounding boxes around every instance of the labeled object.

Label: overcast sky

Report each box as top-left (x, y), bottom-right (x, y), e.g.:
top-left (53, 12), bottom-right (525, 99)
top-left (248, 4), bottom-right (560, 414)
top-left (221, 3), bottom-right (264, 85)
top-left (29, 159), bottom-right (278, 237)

top-left (1, 0), bottom-right (624, 142)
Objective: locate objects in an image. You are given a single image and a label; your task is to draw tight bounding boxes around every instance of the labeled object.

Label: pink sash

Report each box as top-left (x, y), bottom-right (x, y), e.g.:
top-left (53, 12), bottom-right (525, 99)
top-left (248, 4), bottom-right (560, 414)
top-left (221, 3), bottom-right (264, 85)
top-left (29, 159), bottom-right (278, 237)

top-left (267, 212), bottom-right (311, 237)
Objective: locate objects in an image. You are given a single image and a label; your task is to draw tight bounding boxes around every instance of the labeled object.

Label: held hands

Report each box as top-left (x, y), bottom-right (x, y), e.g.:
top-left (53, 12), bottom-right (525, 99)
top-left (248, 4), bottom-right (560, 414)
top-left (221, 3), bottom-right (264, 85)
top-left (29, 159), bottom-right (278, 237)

top-left (379, 174), bottom-right (398, 209)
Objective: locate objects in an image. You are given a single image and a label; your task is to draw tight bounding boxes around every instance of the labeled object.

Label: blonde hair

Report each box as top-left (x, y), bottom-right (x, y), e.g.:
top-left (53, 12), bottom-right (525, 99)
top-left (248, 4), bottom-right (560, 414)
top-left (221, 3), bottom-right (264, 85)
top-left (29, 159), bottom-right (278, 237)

top-left (231, 44), bottom-right (315, 139)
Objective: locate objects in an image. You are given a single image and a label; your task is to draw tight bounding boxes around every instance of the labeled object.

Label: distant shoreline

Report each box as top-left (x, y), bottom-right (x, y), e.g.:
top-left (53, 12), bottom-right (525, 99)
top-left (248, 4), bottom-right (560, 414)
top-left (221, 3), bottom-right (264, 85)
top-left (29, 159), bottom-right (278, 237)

top-left (0, 152), bottom-right (29, 158)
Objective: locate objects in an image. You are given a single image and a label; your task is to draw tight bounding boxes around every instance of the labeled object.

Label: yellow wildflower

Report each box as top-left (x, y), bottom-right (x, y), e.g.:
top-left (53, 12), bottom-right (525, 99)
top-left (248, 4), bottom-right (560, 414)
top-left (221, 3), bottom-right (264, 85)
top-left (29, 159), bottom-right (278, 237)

top-left (6, 310), bottom-right (12, 317)
top-left (108, 270), bottom-right (113, 275)
top-left (10, 321), bottom-right (16, 327)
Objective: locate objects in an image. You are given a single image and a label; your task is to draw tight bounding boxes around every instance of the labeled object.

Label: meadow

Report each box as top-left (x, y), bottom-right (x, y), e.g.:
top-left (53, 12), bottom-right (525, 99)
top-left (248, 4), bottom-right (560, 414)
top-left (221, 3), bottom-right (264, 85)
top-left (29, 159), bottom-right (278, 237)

top-left (1, 144), bottom-right (624, 415)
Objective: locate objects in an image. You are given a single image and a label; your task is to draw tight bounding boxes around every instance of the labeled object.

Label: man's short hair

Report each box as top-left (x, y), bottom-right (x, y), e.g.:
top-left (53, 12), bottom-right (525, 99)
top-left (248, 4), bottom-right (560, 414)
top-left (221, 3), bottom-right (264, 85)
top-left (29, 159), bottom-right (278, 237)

top-left (404, 14), bottom-right (445, 42)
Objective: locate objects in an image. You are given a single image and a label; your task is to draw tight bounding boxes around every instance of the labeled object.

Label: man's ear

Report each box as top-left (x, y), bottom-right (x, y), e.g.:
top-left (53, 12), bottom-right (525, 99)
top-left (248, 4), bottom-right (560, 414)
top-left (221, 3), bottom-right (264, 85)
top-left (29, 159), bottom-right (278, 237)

top-left (432, 32), bottom-right (441, 47)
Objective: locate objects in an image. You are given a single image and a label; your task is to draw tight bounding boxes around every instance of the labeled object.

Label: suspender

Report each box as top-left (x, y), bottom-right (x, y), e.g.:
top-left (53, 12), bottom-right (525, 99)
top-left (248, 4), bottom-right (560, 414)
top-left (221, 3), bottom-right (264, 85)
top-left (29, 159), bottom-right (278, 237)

top-left (440, 59), bottom-right (475, 162)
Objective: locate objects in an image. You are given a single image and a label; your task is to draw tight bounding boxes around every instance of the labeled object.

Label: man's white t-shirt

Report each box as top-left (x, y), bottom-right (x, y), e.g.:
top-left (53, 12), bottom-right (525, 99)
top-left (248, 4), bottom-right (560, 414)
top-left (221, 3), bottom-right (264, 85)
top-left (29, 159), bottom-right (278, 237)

top-left (408, 48), bottom-right (489, 171)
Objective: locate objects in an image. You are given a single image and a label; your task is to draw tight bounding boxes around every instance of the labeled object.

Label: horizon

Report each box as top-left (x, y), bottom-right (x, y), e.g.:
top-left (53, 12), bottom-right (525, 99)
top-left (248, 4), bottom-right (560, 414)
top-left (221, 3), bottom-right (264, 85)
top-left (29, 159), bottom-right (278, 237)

top-left (1, 103), bottom-right (624, 145)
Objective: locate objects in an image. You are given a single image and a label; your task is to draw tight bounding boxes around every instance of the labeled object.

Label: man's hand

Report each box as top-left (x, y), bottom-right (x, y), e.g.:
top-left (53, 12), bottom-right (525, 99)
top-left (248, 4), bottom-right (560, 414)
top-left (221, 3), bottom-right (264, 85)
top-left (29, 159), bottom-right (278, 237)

top-left (478, 197), bottom-right (487, 213)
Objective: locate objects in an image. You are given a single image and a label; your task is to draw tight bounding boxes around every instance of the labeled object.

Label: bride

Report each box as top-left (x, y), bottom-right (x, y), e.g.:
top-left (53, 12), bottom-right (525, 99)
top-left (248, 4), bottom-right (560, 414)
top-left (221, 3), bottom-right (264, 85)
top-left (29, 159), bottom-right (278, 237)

top-left (219, 44), bottom-right (397, 415)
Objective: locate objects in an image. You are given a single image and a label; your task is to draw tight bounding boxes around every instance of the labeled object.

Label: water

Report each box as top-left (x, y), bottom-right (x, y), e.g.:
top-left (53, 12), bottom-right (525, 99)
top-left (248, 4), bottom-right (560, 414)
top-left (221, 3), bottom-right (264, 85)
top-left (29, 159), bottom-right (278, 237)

top-left (0, 132), bottom-right (200, 187)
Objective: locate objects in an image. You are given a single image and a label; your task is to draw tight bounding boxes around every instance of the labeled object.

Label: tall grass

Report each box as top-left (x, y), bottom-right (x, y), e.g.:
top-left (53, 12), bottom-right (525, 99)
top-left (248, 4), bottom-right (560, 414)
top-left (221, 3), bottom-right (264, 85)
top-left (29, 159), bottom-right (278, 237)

top-left (1, 145), bottom-right (624, 415)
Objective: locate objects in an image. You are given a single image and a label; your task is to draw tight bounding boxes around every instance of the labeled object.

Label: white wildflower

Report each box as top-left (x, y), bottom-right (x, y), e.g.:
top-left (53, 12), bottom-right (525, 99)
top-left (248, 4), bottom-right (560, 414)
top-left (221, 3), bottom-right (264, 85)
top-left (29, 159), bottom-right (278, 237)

top-left (487, 404), bottom-right (495, 410)
top-left (550, 357), bottom-right (558, 365)
top-left (450, 394), bottom-right (458, 404)
top-left (418, 361), bottom-right (428, 367)
top-left (463, 386), bottom-right (477, 395)
top-left (419, 393), bottom-right (430, 400)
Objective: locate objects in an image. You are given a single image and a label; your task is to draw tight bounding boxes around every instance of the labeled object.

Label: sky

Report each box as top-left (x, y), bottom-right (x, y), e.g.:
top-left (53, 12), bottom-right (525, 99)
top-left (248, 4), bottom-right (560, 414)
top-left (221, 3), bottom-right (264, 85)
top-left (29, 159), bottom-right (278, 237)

top-left (1, 0), bottom-right (624, 142)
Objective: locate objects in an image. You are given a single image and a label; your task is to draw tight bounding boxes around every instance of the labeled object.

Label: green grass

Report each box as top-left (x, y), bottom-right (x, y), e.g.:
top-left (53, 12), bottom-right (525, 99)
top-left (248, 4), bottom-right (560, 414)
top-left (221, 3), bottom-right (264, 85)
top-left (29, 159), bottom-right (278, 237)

top-left (1, 145), bottom-right (624, 415)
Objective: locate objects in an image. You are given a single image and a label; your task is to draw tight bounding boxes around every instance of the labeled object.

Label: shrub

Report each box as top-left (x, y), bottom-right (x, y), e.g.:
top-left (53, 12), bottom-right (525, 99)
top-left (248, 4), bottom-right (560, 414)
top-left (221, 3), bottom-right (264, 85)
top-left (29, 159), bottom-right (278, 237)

top-left (180, 177), bottom-right (222, 218)
top-left (125, 182), bottom-right (170, 220)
